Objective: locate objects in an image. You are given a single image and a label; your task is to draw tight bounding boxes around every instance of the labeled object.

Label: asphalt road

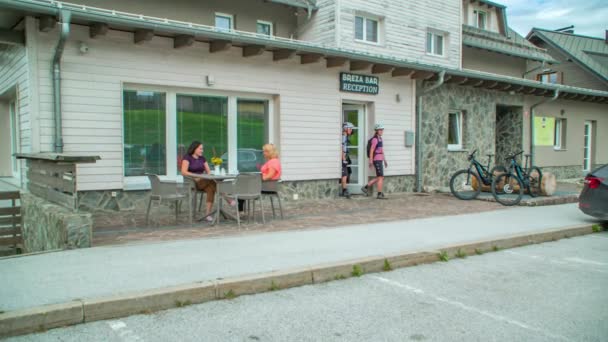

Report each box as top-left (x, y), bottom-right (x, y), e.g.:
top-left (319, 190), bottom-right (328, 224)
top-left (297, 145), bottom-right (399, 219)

top-left (8, 232), bottom-right (608, 342)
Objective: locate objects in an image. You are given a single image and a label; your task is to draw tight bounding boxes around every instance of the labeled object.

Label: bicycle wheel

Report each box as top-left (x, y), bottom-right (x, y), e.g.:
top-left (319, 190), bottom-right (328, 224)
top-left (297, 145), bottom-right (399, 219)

top-left (527, 166), bottom-right (543, 198)
top-left (492, 173), bottom-right (524, 206)
top-left (450, 169), bottom-right (481, 200)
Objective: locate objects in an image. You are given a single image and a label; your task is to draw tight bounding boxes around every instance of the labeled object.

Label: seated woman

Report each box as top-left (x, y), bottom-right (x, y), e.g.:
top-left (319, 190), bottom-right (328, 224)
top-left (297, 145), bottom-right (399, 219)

top-left (261, 143), bottom-right (281, 181)
top-left (180, 141), bottom-right (217, 222)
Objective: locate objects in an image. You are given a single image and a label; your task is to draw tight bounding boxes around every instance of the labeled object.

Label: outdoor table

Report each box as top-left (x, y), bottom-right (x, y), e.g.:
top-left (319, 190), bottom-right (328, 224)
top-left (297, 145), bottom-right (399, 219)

top-left (189, 173), bottom-right (238, 225)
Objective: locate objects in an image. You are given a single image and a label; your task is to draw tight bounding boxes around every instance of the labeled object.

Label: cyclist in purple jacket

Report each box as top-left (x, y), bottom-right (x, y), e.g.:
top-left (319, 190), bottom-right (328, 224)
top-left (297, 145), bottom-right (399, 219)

top-left (362, 123), bottom-right (388, 199)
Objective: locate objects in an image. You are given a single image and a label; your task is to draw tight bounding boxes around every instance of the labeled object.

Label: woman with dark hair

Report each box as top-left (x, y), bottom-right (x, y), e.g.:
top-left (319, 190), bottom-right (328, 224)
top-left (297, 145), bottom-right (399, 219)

top-left (180, 141), bottom-right (217, 222)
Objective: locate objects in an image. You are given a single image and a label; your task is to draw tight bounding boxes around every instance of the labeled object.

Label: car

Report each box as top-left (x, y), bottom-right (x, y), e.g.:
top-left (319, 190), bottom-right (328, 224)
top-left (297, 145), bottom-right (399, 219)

top-left (221, 148), bottom-right (264, 173)
top-left (578, 164), bottom-right (608, 220)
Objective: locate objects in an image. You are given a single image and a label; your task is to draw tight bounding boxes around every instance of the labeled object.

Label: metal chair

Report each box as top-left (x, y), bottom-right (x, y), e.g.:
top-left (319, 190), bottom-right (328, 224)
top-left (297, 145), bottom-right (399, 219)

top-left (146, 174), bottom-right (192, 226)
top-left (230, 173), bottom-right (265, 228)
top-left (183, 175), bottom-right (206, 213)
top-left (262, 180), bottom-right (284, 219)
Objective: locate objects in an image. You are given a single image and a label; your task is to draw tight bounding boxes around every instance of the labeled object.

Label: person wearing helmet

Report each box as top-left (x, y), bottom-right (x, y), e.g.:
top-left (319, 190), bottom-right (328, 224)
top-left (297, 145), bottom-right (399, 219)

top-left (361, 123), bottom-right (388, 199)
top-left (340, 122), bottom-right (355, 198)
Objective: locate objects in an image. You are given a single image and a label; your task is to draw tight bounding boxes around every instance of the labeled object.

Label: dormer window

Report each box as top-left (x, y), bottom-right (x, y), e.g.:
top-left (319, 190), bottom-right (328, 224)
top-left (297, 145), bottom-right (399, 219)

top-left (257, 20), bottom-right (273, 36)
top-left (473, 10), bottom-right (487, 30)
top-left (215, 13), bottom-right (234, 31)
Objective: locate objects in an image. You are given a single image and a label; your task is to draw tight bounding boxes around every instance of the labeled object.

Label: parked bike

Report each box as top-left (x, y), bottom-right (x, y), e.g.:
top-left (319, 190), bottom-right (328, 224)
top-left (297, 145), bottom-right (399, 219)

top-left (449, 150), bottom-right (507, 200)
top-left (491, 151), bottom-right (543, 206)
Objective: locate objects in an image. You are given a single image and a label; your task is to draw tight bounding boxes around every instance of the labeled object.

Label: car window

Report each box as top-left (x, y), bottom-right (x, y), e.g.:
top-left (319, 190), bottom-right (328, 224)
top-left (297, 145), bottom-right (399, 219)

top-left (591, 164), bottom-right (608, 178)
top-left (238, 151), bottom-right (255, 162)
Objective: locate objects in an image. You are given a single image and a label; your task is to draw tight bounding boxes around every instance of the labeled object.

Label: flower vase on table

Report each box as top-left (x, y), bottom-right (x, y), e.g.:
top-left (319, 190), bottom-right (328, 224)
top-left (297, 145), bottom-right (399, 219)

top-left (211, 156), bottom-right (223, 176)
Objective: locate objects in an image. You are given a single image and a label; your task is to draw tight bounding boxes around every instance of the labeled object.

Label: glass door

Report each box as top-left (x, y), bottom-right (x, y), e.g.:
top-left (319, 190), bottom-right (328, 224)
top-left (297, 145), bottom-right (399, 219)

top-left (583, 121), bottom-right (592, 172)
top-left (342, 104), bottom-right (366, 193)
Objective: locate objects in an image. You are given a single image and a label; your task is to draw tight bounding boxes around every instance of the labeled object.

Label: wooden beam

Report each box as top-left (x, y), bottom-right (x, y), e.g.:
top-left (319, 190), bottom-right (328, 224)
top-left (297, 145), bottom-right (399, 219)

top-left (299, 53), bottom-right (323, 64)
top-left (273, 49), bottom-right (295, 61)
top-left (482, 81), bottom-right (498, 89)
top-left (473, 80), bottom-right (489, 88)
top-left (524, 87), bottom-right (537, 94)
top-left (461, 78), bottom-right (481, 86)
top-left (89, 22), bottom-right (108, 39)
top-left (242, 45), bottom-right (265, 57)
top-left (134, 29), bottom-right (154, 44)
top-left (325, 57), bottom-right (347, 68)
top-left (0, 28), bottom-right (24, 46)
top-left (350, 61), bottom-right (371, 71)
top-left (446, 75), bottom-right (468, 84)
top-left (500, 84), bottom-right (513, 91)
top-left (391, 68), bottom-right (413, 77)
top-left (209, 40), bottom-right (232, 53)
top-left (39, 16), bottom-right (56, 32)
top-left (174, 35), bottom-right (195, 49)
top-left (565, 93), bottom-right (579, 100)
top-left (371, 64), bottom-right (394, 74)
top-left (410, 71), bottom-right (434, 79)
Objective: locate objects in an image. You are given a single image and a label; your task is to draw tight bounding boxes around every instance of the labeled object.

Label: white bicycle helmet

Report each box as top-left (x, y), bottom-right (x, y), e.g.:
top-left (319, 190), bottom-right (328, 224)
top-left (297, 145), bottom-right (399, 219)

top-left (374, 123), bottom-right (385, 130)
top-left (343, 122), bottom-right (355, 129)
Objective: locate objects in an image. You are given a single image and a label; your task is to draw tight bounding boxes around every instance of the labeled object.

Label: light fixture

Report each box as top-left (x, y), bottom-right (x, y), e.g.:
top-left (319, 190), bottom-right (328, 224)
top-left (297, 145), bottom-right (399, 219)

top-left (78, 41), bottom-right (89, 54)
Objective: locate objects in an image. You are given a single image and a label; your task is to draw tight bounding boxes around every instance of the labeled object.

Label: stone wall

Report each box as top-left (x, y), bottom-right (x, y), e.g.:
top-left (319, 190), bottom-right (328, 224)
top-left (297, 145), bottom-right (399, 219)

top-left (541, 165), bottom-right (598, 180)
top-left (420, 84), bottom-right (524, 190)
top-left (21, 193), bottom-right (93, 252)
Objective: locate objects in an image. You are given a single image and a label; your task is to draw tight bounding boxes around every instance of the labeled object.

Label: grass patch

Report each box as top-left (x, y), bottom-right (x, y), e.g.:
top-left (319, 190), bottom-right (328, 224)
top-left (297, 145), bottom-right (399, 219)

top-left (438, 251), bottom-right (449, 262)
top-left (269, 281), bottom-right (279, 291)
top-left (592, 224), bottom-right (602, 233)
top-left (383, 259), bottom-right (393, 271)
top-left (492, 245), bottom-right (500, 252)
top-left (334, 274), bottom-right (346, 280)
top-left (351, 265), bottom-right (363, 277)
top-left (175, 300), bottom-right (191, 308)
top-left (455, 249), bottom-right (467, 259)
top-left (475, 248), bottom-right (484, 255)
top-left (224, 290), bottom-right (237, 299)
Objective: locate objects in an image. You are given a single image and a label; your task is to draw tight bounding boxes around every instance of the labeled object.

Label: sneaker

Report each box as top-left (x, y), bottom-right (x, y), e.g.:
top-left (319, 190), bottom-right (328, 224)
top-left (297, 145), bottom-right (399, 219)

top-left (228, 199), bottom-right (236, 207)
top-left (377, 192), bottom-right (387, 200)
top-left (204, 216), bottom-right (214, 222)
top-left (341, 189), bottom-right (351, 199)
top-left (361, 185), bottom-right (369, 196)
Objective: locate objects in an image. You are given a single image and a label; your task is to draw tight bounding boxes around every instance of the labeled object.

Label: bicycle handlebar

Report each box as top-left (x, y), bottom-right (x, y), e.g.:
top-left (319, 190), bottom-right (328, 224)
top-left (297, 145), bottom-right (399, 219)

top-left (468, 149), bottom-right (477, 161)
top-left (505, 151), bottom-right (524, 161)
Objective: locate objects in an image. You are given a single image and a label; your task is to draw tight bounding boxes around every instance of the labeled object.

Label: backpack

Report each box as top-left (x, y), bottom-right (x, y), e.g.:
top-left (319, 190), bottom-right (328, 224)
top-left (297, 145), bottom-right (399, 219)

top-left (366, 136), bottom-right (377, 159)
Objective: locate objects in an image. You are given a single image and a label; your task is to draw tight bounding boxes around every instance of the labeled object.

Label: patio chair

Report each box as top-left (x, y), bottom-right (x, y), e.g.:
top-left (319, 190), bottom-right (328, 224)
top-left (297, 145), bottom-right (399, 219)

top-left (230, 173), bottom-right (265, 228)
top-left (262, 180), bottom-right (284, 219)
top-left (146, 174), bottom-right (192, 226)
top-left (183, 176), bottom-right (206, 213)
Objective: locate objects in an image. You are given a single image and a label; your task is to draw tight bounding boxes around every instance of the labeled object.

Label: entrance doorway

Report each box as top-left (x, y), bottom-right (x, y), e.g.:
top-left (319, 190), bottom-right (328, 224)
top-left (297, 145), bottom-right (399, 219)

top-left (0, 99), bottom-right (19, 178)
top-left (583, 121), bottom-right (594, 172)
top-left (342, 103), bottom-right (366, 193)
top-left (495, 105), bottom-right (523, 167)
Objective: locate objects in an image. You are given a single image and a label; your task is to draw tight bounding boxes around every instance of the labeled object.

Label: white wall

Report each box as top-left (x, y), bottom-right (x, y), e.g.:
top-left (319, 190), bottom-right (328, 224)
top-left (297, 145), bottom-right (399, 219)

top-left (34, 24), bottom-right (415, 191)
top-left (335, 0), bottom-right (461, 69)
top-left (296, 0), bottom-right (335, 45)
top-left (463, 47), bottom-right (526, 78)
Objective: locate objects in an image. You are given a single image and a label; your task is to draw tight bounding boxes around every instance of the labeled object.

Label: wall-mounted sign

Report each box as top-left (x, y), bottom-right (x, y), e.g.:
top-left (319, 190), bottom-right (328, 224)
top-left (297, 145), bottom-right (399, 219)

top-left (340, 72), bottom-right (379, 95)
top-left (534, 116), bottom-right (555, 146)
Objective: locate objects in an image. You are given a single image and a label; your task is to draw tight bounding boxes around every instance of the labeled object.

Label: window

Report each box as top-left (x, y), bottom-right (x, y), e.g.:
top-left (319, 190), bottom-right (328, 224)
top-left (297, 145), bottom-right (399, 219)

top-left (123, 90), bottom-right (166, 176)
top-left (9, 100), bottom-right (19, 174)
top-left (234, 100), bottom-right (268, 172)
top-left (215, 13), bottom-right (234, 31)
top-left (355, 15), bottom-right (378, 43)
top-left (554, 118), bottom-right (567, 150)
top-left (537, 71), bottom-right (560, 84)
top-left (448, 111), bottom-right (464, 150)
top-left (176, 95), bottom-right (228, 172)
top-left (256, 20), bottom-right (273, 36)
top-left (426, 32), bottom-right (444, 56)
top-left (473, 10), bottom-right (487, 29)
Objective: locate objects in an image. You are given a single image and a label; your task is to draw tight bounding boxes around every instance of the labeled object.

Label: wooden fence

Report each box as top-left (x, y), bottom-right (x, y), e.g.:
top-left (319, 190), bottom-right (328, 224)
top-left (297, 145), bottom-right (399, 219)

top-left (0, 191), bottom-right (22, 253)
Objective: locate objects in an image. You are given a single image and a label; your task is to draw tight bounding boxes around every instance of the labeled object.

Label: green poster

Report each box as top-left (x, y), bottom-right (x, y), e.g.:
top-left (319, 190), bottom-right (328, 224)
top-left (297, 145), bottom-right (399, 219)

top-left (534, 116), bottom-right (555, 146)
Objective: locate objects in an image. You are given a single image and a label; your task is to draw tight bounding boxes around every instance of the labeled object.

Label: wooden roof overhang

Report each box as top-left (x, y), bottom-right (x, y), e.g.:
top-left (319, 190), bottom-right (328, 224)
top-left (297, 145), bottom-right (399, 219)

top-left (2, 0), bottom-right (608, 104)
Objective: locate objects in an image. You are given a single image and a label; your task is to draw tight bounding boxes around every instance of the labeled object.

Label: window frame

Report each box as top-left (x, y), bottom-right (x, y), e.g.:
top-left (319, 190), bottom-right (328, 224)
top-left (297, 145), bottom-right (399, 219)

top-left (473, 9), bottom-right (487, 30)
top-left (536, 71), bottom-right (560, 84)
top-left (426, 31), bottom-right (445, 57)
top-left (354, 14), bottom-right (379, 45)
top-left (554, 118), bottom-right (567, 150)
top-left (447, 111), bottom-right (464, 151)
top-left (122, 84), bottom-right (275, 190)
top-left (215, 12), bottom-right (234, 31)
top-left (256, 20), bottom-right (273, 37)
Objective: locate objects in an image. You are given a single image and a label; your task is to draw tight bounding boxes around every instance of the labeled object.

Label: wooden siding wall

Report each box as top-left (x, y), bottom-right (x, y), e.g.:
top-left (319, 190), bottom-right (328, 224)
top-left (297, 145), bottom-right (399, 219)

top-left (66, 0), bottom-right (299, 39)
top-left (462, 47), bottom-right (526, 78)
top-left (336, 0), bottom-right (461, 69)
top-left (0, 37), bottom-right (31, 180)
top-left (296, 0), bottom-right (336, 45)
top-left (526, 41), bottom-right (608, 91)
top-left (34, 25), bottom-right (415, 191)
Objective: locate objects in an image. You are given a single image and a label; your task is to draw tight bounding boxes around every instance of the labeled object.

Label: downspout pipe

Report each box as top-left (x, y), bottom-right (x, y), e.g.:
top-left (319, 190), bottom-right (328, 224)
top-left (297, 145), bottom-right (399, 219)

top-left (52, 10), bottom-right (71, 153)
top-left (416, 70), bottom-right (445, 193)
top-left (529, 89), bottom-right (559, 167)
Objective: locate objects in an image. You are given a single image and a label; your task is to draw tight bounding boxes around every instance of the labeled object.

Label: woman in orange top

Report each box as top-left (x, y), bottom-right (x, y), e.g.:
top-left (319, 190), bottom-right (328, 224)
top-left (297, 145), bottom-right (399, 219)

top-left (261, 143), bottom-right (281, 181)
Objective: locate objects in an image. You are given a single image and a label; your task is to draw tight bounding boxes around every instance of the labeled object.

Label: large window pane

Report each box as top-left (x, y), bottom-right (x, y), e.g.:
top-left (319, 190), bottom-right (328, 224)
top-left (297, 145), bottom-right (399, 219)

top-left (355, 16), bottom-right (364, 40)
top-left (236, 100), bottom-right (268, 172)
top-left (435, 35), bottom-right (444, 55)
top-left (448, 112), bottom-right (461, 146)
top-left (215, 15), bottom-right (232, 31)
top-left (257, 22), bottom-right (272, 36)
top-left (123, 90), bottom-right (166, 176)
top-left (177, 95), bottom-right (228, 171)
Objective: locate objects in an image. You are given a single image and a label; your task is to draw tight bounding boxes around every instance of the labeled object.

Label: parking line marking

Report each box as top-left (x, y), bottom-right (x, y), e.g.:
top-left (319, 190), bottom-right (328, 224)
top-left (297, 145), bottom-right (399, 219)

top-left (563, 257), bottom-right (607, 266)
top-left (107, 320), bottom-right (145, 342)
top-left (372, 276), bottom-right (573, 342)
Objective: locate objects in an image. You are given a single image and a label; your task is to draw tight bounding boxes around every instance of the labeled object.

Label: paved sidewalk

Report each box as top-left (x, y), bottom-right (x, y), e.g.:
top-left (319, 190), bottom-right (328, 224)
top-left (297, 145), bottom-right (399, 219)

top-left (0, 203), bottom-right (600, 313)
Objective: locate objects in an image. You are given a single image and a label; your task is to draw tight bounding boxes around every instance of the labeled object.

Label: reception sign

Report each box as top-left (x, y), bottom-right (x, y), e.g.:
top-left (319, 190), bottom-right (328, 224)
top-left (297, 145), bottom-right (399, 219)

top-left (339, 72), bottom-right (379, 95)
top-left (534, 116), bottom-right (555, 146)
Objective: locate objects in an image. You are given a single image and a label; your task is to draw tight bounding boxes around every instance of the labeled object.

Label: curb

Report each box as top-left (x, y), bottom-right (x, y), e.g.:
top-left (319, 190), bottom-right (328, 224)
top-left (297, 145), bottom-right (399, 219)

top-left (0, 224), bottom-right (598, 338)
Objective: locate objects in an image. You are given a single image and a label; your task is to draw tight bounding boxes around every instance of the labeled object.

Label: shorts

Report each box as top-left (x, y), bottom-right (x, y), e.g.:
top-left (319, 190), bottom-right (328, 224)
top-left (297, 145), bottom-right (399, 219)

top-left (373, 160), bottom-right (384, 177)
top-left (341, 163), bottom-right (350, 177)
